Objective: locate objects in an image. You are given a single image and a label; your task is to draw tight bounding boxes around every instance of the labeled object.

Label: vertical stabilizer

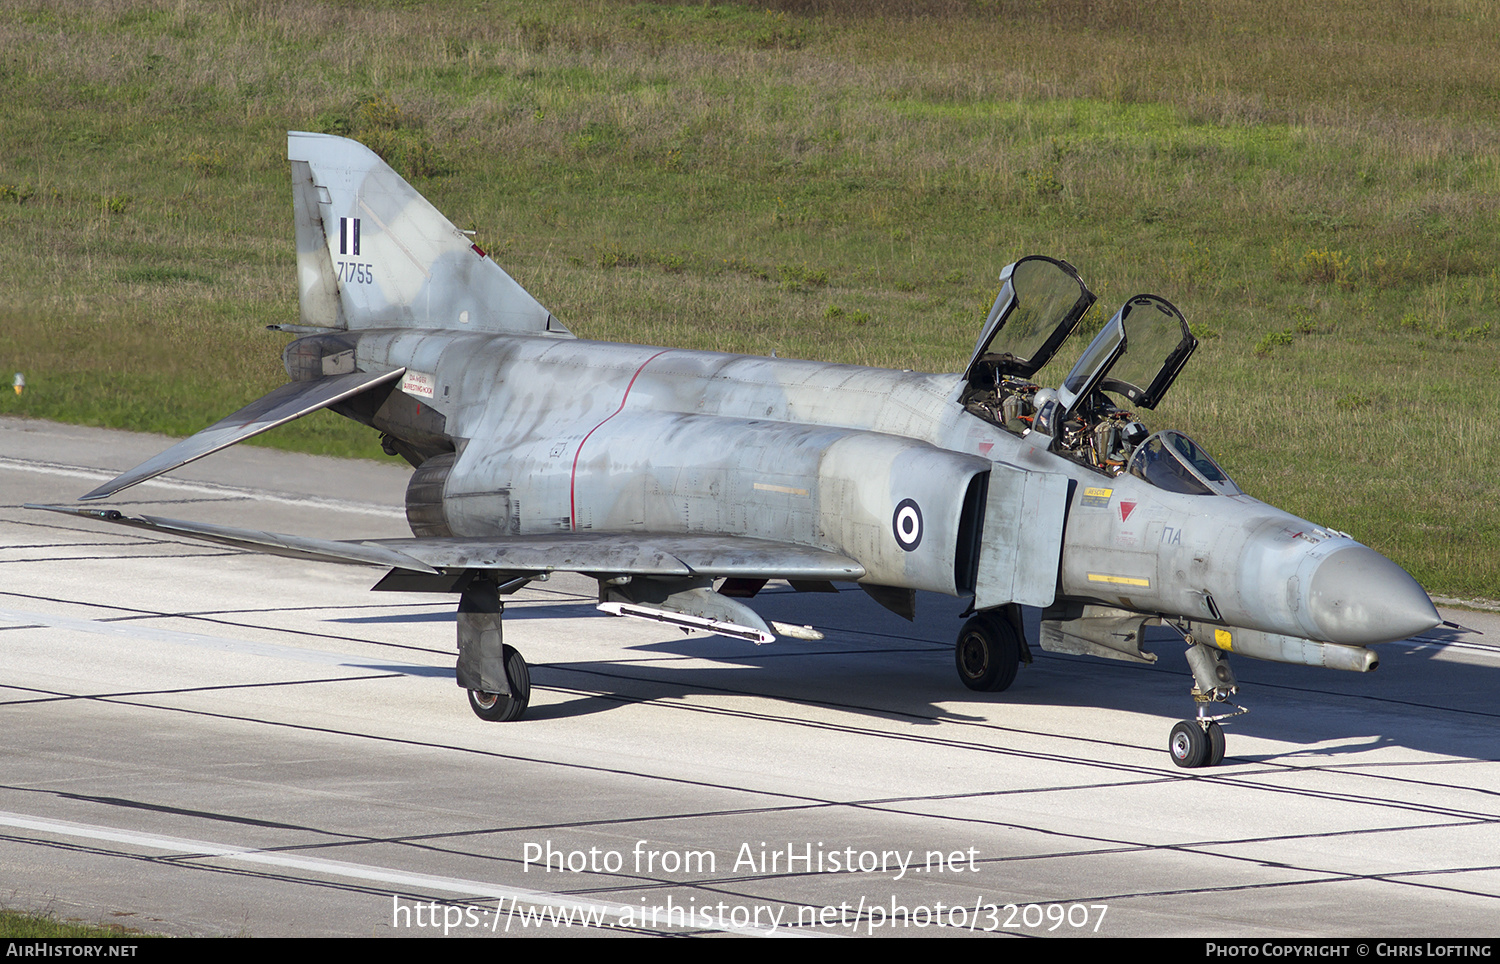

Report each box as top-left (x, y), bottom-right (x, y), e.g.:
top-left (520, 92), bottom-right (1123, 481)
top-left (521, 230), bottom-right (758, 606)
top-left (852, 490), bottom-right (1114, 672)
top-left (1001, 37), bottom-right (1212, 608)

top-left (286, 132), bottom-right (571, 337)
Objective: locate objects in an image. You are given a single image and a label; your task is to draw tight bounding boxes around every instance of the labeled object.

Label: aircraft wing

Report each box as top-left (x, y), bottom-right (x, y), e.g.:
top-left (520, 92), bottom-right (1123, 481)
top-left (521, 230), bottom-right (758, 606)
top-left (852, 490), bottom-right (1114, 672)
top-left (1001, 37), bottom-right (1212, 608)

top-left (29, 506), bottom-right (867, 581)
top-left (376, 532), bottom-right (866, 579)
top-left (78, 369), bottom-right (405, 502)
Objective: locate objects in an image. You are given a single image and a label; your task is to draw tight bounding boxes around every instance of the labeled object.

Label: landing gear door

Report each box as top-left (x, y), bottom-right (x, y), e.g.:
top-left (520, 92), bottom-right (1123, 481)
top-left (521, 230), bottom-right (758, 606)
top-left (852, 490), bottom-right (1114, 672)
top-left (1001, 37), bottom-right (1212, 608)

top-left (973, 461), bottom-right (1070, 610)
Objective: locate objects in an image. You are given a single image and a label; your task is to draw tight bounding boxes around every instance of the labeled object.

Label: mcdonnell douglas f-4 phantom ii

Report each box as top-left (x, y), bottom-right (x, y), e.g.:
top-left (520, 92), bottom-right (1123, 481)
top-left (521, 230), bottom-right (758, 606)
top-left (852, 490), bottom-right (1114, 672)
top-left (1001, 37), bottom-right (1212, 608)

top-left (35, 132), bottom-right (1442, 768)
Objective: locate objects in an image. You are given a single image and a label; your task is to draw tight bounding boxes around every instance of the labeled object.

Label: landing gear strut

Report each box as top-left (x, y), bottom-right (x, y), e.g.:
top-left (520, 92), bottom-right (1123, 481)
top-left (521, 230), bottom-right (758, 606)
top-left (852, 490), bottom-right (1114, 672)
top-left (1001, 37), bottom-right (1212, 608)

top-left (457, 576), bottom-right (531, 722)
top-left (955, 609), bottom-right (1022, 692)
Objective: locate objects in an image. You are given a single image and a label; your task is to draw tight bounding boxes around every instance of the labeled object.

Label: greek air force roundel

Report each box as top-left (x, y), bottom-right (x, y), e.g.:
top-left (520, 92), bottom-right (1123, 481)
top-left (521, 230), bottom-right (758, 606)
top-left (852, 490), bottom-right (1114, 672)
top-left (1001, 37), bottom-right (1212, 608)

top-left (892, 499), bottom-right (923, 551)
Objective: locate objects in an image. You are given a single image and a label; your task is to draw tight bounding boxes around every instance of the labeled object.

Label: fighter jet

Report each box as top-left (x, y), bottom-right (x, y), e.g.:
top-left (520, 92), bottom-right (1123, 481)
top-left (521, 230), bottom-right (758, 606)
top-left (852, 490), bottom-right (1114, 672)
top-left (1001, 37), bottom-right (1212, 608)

top-left (33, 132), bottom-right (1441, 768)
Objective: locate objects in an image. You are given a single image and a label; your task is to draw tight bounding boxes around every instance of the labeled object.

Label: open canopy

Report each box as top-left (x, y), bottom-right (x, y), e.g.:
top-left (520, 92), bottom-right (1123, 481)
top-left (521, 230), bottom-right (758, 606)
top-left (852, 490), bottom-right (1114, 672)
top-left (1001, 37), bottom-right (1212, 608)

top-left (1056, 294), bottom-right (1197, 418)
top-left (964, 256), bottom-right (1096, 382)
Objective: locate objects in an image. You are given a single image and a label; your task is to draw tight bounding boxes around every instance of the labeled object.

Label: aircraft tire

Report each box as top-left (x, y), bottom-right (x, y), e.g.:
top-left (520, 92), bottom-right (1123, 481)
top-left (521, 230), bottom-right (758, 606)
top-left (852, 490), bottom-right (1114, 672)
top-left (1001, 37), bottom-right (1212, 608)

top-left (955, 613), bottom-right (1019, 692)
top-left (1169, 720), bottom-right (1209, 768)
top-left (467, 646), bottom-right (531, 722)
top-left (1206, 720), bottom-right (1226, 766)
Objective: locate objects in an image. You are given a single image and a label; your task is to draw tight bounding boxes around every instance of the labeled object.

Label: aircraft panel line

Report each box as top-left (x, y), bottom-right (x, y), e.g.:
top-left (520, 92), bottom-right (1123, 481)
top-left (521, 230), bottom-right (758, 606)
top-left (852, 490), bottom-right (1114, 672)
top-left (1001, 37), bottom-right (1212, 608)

top-left (568, 348), bottom-right (675, 530)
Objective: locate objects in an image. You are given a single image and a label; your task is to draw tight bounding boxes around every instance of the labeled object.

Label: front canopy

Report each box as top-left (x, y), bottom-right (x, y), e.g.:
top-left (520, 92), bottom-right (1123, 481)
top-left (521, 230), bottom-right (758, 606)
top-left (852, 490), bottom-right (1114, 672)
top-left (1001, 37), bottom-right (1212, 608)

top-left (1126, 430), bottom-right (1241, 496)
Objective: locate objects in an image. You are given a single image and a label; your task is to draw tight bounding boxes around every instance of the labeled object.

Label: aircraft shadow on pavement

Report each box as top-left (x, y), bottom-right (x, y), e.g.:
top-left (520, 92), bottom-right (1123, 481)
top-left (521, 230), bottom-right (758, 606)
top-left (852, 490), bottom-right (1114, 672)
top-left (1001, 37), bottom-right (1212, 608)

top-left (326, 586), bottom-right (1500, 765)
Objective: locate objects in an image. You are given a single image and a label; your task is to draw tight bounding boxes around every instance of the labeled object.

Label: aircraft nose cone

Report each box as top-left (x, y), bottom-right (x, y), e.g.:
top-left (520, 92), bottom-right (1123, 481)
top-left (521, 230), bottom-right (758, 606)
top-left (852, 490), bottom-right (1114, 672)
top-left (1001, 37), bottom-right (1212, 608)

top-left (1306, 544), bottom-right (1439, 645)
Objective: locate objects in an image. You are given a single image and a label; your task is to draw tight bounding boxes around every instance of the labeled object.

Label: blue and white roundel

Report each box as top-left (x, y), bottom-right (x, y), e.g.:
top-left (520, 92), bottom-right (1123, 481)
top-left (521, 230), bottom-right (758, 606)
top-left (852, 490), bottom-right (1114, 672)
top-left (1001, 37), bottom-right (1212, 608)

top-left (892, 499), bottom-right (923, 551)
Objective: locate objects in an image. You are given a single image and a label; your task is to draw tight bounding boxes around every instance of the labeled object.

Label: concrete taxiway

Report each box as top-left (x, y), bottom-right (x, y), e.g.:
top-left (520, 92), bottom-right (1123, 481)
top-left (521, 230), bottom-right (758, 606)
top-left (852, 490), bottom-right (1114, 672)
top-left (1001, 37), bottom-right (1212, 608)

top-left (2, 416), bottom-right (1497, 937)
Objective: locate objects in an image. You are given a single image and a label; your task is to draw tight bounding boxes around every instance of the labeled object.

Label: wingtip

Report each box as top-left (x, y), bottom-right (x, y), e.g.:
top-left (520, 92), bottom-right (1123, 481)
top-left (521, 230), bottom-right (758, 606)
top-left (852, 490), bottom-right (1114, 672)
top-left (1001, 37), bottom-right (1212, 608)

top-left (25, 503), bottom-right (75, 514)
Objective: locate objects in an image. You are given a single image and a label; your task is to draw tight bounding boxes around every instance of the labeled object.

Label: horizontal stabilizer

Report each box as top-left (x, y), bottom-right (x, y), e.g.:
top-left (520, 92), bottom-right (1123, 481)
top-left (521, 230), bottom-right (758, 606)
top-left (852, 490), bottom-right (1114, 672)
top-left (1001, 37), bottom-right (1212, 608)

top-left (79, 369), bottom-right (404, 501)
top-left (30, 506), bottom-right (867, 582)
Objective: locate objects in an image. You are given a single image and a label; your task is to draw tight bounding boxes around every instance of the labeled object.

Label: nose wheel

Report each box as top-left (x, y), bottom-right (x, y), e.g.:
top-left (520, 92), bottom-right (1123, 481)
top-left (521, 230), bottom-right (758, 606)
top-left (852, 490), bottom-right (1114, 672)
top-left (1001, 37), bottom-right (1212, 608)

top-left (1169, 718), bottom-right (1226, 768)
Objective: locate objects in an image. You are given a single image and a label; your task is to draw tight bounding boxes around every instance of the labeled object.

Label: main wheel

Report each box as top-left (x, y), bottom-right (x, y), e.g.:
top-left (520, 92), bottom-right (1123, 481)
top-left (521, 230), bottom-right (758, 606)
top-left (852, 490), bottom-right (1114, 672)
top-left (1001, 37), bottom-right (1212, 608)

top-left (1169, 720), bottom-right (1209, 768)
top-left (467, 645), bottom-right (531, 722)
top-left (955, 613), bottom-right (1020, 692)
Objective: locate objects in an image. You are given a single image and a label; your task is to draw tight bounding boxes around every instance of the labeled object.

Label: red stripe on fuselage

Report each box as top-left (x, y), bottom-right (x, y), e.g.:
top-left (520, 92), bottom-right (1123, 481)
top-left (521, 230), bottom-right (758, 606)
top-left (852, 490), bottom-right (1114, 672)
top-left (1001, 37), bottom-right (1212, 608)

top-left (569, 349), bottom-right (675, 531)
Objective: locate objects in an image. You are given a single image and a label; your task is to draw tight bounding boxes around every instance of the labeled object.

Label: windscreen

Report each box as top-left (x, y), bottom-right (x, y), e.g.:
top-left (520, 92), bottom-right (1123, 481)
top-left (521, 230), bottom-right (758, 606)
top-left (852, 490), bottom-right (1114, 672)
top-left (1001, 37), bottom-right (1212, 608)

top-left (1126, 431), bottom-right (1241, 496)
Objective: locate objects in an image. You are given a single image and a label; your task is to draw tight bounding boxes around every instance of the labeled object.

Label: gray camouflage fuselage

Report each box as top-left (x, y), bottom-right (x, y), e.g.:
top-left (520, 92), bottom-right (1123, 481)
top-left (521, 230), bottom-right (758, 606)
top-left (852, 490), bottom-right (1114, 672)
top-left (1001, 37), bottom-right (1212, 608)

top-left (313, 324), bottom-right (1435, 657)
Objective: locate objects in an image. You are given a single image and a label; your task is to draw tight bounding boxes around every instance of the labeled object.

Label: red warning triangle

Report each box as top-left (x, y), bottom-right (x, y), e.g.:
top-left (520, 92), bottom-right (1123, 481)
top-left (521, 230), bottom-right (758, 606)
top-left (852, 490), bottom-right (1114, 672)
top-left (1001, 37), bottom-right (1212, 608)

top-left (1119, 501), bottom-right (1137, 521)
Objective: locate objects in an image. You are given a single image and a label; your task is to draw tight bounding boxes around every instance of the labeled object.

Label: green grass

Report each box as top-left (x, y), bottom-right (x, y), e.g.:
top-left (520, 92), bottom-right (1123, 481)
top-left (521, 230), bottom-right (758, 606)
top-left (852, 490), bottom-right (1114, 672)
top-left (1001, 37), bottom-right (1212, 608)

top-left (1, 0), bottom-right (1497, 594)
top-left (0, 907), bottom-right (157, 938)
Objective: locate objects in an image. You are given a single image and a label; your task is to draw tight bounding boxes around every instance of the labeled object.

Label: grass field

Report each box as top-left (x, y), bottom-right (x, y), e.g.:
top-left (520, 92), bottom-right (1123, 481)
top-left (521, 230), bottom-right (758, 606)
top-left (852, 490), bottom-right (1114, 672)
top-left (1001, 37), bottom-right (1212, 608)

top-left (1, 0), bottom-right (1496, 595)
top-left (0, 906), bottom-right (153, 938)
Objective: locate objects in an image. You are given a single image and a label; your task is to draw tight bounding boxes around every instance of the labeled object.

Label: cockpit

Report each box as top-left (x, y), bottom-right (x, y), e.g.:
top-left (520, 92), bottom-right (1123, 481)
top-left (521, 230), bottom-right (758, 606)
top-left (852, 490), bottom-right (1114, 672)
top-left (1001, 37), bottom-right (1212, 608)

top-left (962, 256), bottom-right (1239, 495)
top-left (1127, 430), bottom-right (1241, 496)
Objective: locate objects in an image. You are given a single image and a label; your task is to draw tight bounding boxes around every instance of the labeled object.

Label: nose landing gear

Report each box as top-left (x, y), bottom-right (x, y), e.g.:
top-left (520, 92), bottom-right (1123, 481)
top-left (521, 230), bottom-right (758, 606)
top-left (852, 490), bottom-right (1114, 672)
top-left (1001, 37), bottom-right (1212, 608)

top-left (1170, 638), bottom-right (1243, 768)
top-left (1169, 716), bottom-right (1227, 768)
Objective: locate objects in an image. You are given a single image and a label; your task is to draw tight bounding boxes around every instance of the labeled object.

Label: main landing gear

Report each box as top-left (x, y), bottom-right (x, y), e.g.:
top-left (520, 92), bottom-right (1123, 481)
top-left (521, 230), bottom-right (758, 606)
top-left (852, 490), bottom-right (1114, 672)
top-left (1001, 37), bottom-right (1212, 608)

top-left (954, 607), bottom-right (1025, 692)
top-left (456, 576), bottom-right (532, 722)
top-left (467, 646), bottom-right (531, 722)
top-left (1169, 638), bottom-right (1243, 768)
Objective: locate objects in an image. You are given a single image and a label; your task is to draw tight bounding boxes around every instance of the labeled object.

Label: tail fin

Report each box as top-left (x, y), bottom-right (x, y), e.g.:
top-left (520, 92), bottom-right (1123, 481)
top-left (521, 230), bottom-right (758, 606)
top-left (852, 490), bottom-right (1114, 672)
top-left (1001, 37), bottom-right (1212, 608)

top-left (287, 132), bottom-right (571, 337)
